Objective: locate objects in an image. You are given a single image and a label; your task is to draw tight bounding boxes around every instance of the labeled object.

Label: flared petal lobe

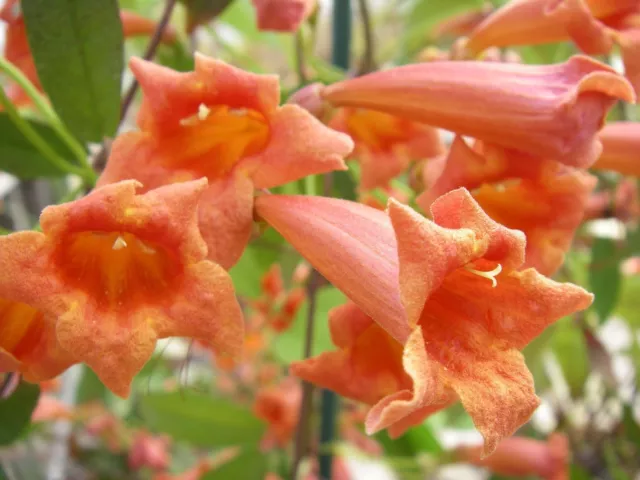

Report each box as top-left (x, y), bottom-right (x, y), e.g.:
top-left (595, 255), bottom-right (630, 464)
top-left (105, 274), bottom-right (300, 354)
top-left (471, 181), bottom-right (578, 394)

top-left (0, 232), bottom-right (76, 381)
top-left (418, 137), bottom-right (597, 276)
top-left (322, 56), bottom-right (635, 167)
top-left (0, 180), bottom-right (244, 397)
top-left (99, 54), bottom-right (351, 268)
top-left (291, 303), bottom-right (411, 405)
top-left (386, 192), bottom-right (592, 453)
top-left (593, 122), bottom-right (640, 176)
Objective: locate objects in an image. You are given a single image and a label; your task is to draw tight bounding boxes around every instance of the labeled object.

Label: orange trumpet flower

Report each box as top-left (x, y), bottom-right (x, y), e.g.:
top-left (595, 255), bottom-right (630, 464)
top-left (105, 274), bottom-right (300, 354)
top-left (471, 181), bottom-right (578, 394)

top-left (251, 0), bottom-right (316, 32)
top-left (98, 54), bottom-right (352, 269)
top-left (465, 0), bottom-right (640, 94)
top-left (0, 180), bottom-right (244, 397)
top-left (418, 137), bottom-right (596, 276)
top-left (466, 0), bottom-right (636, 54)
top-left (455, 432), bottom-right (569, 480)
top-left (593, 121), bottom-right (640, 176)
top-left (329, 108), bottom-right (444, 190)
top-left (256, 190), bottom-right (592, 453)
top-left (322, 55), bottom-right (634, 168)
top-left (0, 0), bottom-right (177, 107)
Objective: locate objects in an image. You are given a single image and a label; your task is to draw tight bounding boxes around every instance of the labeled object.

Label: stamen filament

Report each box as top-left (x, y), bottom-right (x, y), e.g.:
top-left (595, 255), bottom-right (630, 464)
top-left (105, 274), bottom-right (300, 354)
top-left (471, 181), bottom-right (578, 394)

top-left (464, 263), bottom-right (502, 288)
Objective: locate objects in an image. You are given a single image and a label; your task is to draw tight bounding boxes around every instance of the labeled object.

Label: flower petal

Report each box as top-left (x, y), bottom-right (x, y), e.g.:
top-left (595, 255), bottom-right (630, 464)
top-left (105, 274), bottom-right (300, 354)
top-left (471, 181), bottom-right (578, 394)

top-left (255, 194), bottom-right (409, 342)
top-left (322, 56), bottom-right (635, 167)
top-left (594, 121), bottom-right (640, 175)
top-left (198, 174), bottom-right (255, 269)
top-left (291, 303), bottom-right (409, 405)
top-left (387, 198), bottom-right (481, 328)
top-left (161, 261), bottom-right (245, 358)
top-left (364, 328), bottom-right (455, 436)
top-left (451, 349), bottom-right (540, 456)
top-left (244, 104), bottom-right (351, 189)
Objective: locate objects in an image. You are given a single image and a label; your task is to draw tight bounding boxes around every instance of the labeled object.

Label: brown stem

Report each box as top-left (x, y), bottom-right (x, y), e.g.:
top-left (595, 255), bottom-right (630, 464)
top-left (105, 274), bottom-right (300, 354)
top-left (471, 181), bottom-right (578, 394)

top-left (291, 270), bottom-right (321, 479)
top-left (294, 30), bottom-right (308, 85)
top-left (356, 0), bottom-right (375, 75)
top-left (93, 0), bottom-right (178, 172)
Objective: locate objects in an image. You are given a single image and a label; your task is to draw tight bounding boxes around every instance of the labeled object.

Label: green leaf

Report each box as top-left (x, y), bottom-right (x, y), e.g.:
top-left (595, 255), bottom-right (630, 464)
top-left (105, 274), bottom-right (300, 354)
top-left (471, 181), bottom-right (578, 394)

top-left (589, 238), bottom-right (622, 322)
top-left (376, 424), bottom-right (443, 456)
top-left (274, 286), bottom-right (346, 364)
top-left (0, 113), bottom-right (82, 178)
top-left (139, 391), bottom-right (265, 447)
top-left (22, 0), bottom-right (124, 142)
top-left (551, 318), bottom-right (589, 395)
top-left (76, 366), bottom-right (108, 405)
top-left (401, 0), bottom-right (484, 57)
top-left (0, 382), bottom-right (40, 445)
top-left (203, 446), bottom-right (268, 479)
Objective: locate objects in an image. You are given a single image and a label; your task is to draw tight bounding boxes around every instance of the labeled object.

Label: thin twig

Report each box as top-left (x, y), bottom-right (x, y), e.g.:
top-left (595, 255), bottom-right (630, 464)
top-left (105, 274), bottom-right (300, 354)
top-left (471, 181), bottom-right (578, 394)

top-left (291, 270), bottom-right (321, 479)
top-left (93, 0), bottom-right (178, 172)
top-left (294, 30), bottom-right (308, 85)
top-left (356, 0), bottom-right (375, 75)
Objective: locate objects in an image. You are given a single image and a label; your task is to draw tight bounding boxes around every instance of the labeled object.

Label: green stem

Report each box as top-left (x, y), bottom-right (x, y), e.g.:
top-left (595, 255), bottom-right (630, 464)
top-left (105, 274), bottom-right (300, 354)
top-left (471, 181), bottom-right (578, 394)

top-left (0, 56), bottom-right (91, 174)
top-left (0, 88), bottom-right (94, 183)
top-left (332, 0), bottom-right (352, 70)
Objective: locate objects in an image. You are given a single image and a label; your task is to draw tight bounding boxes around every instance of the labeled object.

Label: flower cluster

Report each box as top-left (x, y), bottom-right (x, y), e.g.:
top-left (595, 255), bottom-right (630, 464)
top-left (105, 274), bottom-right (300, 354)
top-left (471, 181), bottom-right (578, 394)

top-left (2, 0), bottom-right (639, 469)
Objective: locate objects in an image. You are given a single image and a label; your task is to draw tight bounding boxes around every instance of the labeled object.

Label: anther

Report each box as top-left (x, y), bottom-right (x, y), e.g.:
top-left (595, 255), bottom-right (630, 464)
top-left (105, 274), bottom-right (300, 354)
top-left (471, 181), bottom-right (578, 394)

top-left (112, 236), bottom-right (128, 251)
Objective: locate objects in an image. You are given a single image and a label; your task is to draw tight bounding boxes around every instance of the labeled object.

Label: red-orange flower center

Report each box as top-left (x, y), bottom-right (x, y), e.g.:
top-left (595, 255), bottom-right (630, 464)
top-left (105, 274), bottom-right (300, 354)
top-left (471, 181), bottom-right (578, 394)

top-left (54, 231), bottom-right (182, 311)
top-left (0, 298), bottom-right (46, 361)
top-left (164, 104), bottom-right (270, 179)
top-left (344, 109), bottom-right (417, 152)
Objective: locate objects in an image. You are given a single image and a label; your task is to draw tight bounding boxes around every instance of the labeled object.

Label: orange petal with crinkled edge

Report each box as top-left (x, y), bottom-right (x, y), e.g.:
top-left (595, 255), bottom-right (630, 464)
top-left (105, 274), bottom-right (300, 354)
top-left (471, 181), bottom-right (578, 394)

top-left (329, 108), bottom-right (443, 190)
top-left (255, 194), bottom-right (410, 343)
top-left (465, 0), bottom-right (636, 55)
top-left (291, 302), bottom-right (410, 405)
top-left (0, 232), bottom-right (76, 382)
top-left (197, 174), bottom-right (255, 270)
top-left (245, 105), bottom-right (351, 189)
top-left (594, 122), bottom-right (640, 176)
top-left (387, 194), bottom-right (592, 453)
top-left (27, 180), bottom-right (245, 397)
top-left (322, 55), bottom-right (635, 168)
top-left (364, 327), bottom-right (455, 438)
top-left (251, 0), bottom-right (316, 32)
top-left (419, 138), bottom-right (597, 276)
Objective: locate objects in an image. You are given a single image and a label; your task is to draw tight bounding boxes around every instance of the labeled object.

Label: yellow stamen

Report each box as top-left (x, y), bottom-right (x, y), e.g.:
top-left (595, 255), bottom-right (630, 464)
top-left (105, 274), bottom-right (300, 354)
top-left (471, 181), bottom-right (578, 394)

top-left (112, 235), bottom-right (128, 251)
top-left (197, 103), bottom-right (211, 121)
top-left (464, 263), bottom-right (502, 288)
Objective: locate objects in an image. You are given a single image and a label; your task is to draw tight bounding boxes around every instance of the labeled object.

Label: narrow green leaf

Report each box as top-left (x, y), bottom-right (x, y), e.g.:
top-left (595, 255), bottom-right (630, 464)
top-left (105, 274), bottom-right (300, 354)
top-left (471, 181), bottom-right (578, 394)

top-left (589, 238), bottom-right (622, 322)
top-left (76, 366), bottom-right (108, 405)
top-left (0, 382), bottom-right (40, 445)
top-left (22, 0), bottom-right (124, 142)
top-left (0, 113), bottom-right (80, 178)
top-left (139, 391), bottom-right (265, 447)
